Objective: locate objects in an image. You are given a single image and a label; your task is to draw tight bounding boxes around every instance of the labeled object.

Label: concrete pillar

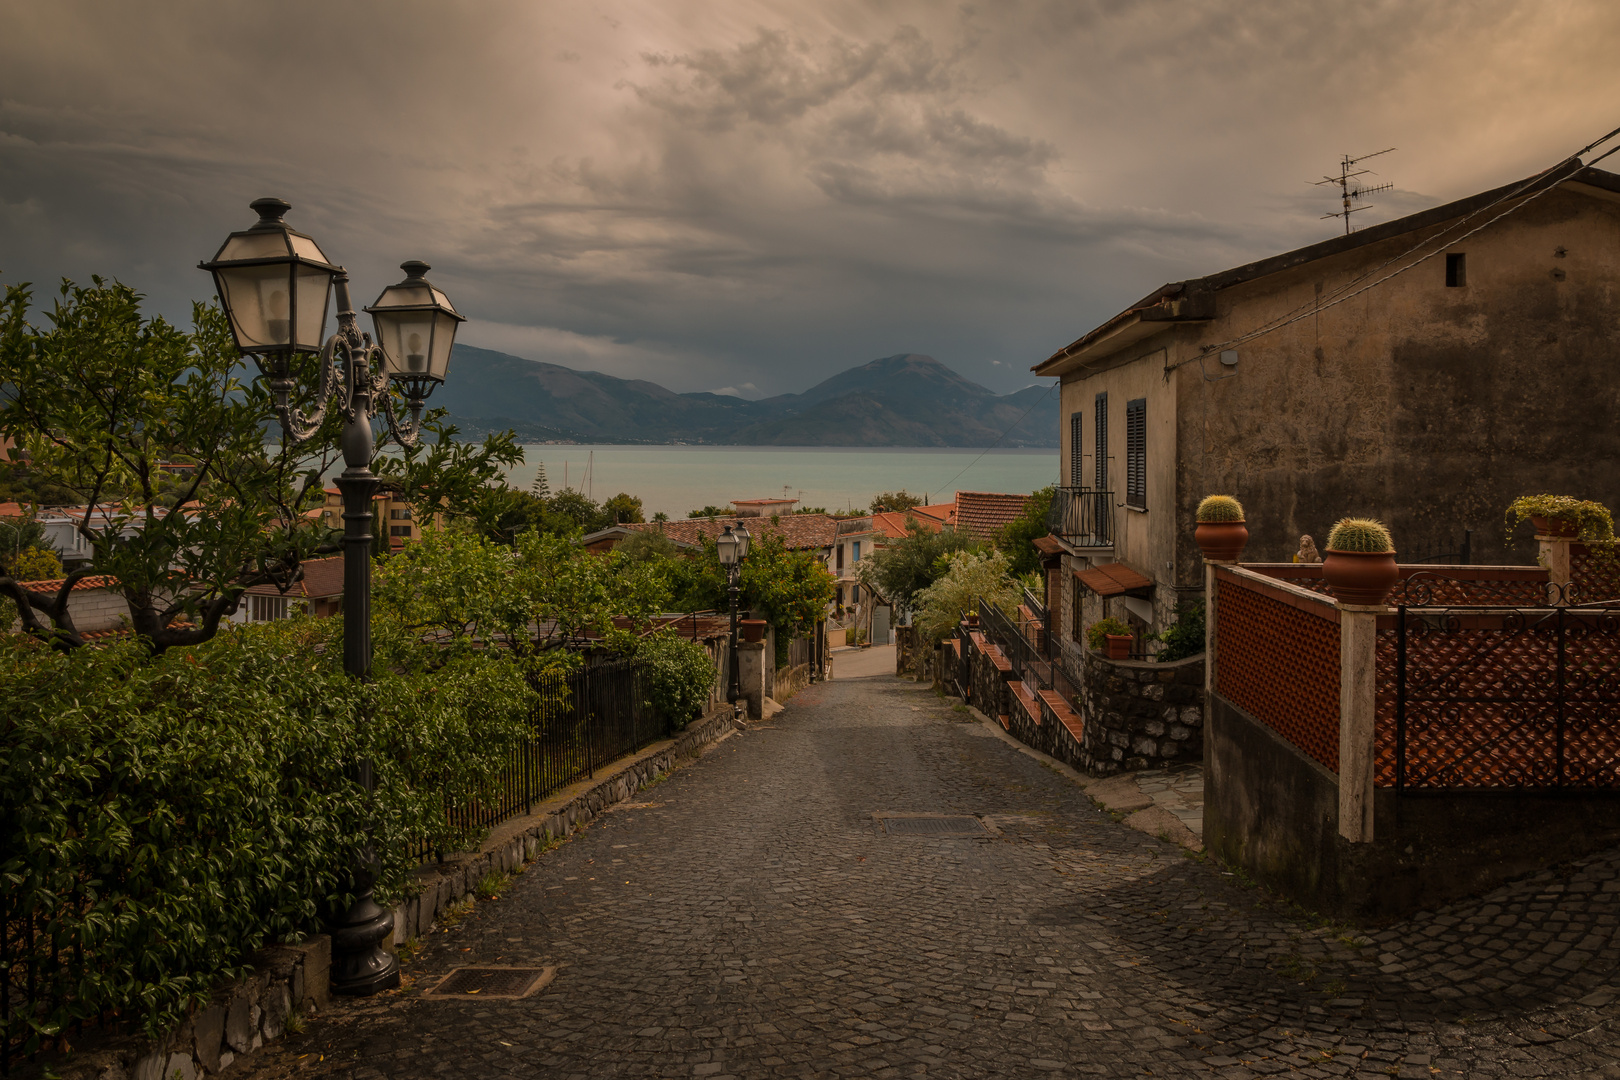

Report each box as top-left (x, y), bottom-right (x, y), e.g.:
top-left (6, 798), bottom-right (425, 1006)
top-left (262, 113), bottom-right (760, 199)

top-left (1539, 535), bottom-right (1574, 604)
top-left (1202, 560), bottom-right (1237, 701)
top-left (737, 640), bottom-right (767, 720)
top-left (1337, 604), bottom-right (1381, 843)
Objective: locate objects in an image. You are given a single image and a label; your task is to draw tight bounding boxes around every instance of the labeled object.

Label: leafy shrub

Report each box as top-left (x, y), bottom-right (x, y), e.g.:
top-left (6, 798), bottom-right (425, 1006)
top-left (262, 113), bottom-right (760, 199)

top-left (1085, 617), bottom-right (1132, 651)
top-left (0, 618), bottom-right (531, 1050)
top-left (1326, 517), bottom-right (1394, 552)
top-left (638, 631), bottom-right (716, 730)
top-left (1150, 601), bottom-right (1205, 662)
top-left (1196, 495), bottom-right (1244, 522)
top-left (1505, 495), bottom-right (1616, 543)
top-left (913, 550), bottom-right (1017, 645)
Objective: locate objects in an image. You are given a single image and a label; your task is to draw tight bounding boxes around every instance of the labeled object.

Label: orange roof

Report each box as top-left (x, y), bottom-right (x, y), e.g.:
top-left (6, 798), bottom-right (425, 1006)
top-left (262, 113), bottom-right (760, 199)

top-left (19, 575), bottom-right (119, 594)
top-left (954, 491), bottom-right (1031, 542)
top-left (1031, 534), bottom-right (1065, 555)
top-left (870, 510), bottom-right (945, 539)
top-left (624, 513), bottom-right (836, 551)
top-left (1074, 562), bottom-right (1153, 597)
top-left (0, 501), bottom-right (32, 518)
top-left (243, 557), bottom-right (346, 598)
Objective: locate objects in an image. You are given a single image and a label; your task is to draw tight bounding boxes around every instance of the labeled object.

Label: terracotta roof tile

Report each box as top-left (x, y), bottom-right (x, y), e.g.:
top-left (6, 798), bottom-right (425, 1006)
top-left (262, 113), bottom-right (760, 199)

top-left (954, 491), bottom-right (1031, 542)
top-left (19, 575), bottom-right (119, 594)
top-left (243, 557), bottom-right (346, 598)
top-left (1032, 534), bottom-right (1065, 555)
top-left (624, 514), bottom-right (836, 551)
top-left (1074, 562), bottom-right (1154, 597)
top-left (870, 510), bottom-right (945, 539)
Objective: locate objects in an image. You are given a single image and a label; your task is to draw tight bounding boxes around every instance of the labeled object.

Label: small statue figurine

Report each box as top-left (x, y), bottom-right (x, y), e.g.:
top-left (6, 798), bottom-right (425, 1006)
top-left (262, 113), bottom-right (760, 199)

top-left (1295, 534), bottom-right (1321, 564)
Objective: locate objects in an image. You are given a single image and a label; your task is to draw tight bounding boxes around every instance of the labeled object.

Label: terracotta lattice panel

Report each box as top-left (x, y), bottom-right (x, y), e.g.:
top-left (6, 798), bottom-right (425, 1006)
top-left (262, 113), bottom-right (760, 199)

top-left (1573, 546), bottom-right (1620, 604)
top-left (1378, 609), bottom-right (1620, 789)
top-left (1216, 578), bottom-right (1341, 772)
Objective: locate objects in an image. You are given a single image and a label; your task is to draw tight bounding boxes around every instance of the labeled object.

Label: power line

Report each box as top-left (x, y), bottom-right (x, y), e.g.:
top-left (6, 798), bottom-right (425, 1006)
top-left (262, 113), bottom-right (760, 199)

top-left (1164, 122), bottom-right (1620, 375)
top-left (931, 380), bottom-right (1057, 499)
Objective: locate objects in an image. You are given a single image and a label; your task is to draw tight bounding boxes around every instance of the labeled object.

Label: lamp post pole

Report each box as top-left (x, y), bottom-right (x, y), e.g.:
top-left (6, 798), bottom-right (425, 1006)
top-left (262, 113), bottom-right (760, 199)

top-left (716, 521), bottom-right (751, 710)
top-left (201, 199), bottom-right (467, 997)
top-left (727, 562), bottom-right (741, 707)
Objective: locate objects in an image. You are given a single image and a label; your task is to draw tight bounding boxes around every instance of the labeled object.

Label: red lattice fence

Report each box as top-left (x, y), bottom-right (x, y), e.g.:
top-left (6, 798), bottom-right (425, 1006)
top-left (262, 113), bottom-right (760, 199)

top-left (1215, 567), bottom-right (1341, 772)
top-left (1250, 564), bottom-right (1551, 606)
top-left (1573, 544), bottom-right (1620, 603)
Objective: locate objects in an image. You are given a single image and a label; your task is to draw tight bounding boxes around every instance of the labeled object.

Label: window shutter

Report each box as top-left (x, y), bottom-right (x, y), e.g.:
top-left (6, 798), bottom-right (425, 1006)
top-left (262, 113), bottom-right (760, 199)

top-left (1125, 398), bottom-right (1146, 509)
top-left (1069, 412), bottom-right (1084, 486)
top-left (1094, 393), bottom-right (1108, 491)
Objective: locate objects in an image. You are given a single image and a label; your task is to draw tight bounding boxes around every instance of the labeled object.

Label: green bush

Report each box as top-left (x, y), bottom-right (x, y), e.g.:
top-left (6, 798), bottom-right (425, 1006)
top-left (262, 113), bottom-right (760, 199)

top-left (1505, 494), bottom-right (1615, 543)
top-left (1085, 617), bottom-right (1131, 651)
top-left (0, 618), bottom-right (532, 1051)
top-left (1151, 601), bottom-right (1205, 662)
top-left (637, 631), bottom-right (716, 730)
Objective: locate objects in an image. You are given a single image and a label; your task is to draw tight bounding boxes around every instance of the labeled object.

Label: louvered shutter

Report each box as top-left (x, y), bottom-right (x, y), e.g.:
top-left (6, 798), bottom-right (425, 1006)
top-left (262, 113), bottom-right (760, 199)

top-left (1094, 393), bottom-right (1108, 490)
top-left (1125, 398), bottom-right (1146, 508)
top-left (1069, 412), bottom-right (1084, 486)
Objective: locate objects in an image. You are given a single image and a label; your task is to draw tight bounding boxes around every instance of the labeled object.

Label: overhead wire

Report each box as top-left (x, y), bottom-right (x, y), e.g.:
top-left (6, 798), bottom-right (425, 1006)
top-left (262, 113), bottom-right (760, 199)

top-left (930, 379), bottom-right (1057, 499)
top-left (1158, 123), bottom-right (1620, 374)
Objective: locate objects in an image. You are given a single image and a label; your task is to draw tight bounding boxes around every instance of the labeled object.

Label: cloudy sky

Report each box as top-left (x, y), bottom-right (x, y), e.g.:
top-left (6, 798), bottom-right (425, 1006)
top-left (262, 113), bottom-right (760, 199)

top-left (3, 1), bottom-right (1618, 397)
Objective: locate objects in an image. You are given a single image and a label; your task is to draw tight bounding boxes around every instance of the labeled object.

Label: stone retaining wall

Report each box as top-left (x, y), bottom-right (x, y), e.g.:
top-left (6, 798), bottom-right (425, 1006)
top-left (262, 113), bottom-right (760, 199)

top-left (1077, 650), bottom-right (1204, 775)
top-left (773, 662), bottom-right (812, 702)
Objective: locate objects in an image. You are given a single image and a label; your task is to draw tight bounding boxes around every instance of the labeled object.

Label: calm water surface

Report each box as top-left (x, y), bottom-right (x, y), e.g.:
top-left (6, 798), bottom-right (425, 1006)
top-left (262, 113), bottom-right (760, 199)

top-left (502, 445), bottom-right (1058, 519)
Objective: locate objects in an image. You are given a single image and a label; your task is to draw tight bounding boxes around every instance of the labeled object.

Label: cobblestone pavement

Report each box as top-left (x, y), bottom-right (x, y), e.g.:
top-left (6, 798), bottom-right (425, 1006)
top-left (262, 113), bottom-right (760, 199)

top-left (242, 676), bottom-right (1620, 1079)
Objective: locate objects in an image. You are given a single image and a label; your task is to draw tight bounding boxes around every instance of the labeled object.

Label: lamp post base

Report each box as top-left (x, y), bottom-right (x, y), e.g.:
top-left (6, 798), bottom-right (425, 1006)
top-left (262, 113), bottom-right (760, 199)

top-left (328, 845), bottom-right (399, 996)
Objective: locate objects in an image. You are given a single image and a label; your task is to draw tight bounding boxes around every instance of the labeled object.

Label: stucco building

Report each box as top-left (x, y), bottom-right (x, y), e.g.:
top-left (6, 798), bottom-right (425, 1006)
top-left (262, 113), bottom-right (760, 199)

top-left (1033, 160), bottom-right (1620, 654)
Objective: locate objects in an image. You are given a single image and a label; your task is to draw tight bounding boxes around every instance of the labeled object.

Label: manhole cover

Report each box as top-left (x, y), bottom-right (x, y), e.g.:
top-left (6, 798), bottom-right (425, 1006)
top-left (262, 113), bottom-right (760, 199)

top-left (879, 815), bottom-right (986, 837)
top-left (425, 966), bottom-right (556, 999)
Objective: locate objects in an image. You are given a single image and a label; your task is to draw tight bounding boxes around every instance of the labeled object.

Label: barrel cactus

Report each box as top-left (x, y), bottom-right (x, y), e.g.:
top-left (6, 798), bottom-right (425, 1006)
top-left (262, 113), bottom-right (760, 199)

top-left (1196, 495), bottom-right (1245, 522)
top-left (1327, 517), bottom-right (1393, 553)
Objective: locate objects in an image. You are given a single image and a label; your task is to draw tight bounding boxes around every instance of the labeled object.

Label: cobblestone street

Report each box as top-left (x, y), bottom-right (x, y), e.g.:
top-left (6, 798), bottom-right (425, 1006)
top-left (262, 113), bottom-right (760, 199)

top-left (243, 674), bottom-right (1620, 1079)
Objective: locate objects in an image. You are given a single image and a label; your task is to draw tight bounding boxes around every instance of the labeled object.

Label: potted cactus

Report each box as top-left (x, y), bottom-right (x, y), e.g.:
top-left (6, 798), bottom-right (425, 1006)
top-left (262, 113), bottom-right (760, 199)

top-left (1322, 517), bottom-right (1399, 605)
top-left (1086, 617), bottom-right (1134, 660)
top-left (1194, 494), bottom-right (1248, 561)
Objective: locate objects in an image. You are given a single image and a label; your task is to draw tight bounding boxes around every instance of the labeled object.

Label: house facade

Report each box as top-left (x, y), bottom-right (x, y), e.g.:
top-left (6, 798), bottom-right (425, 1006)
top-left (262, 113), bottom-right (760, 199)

top-left (1033, 161), bottom-right (1620, 655)
top-left (317, 486), bottom-right (439, 549)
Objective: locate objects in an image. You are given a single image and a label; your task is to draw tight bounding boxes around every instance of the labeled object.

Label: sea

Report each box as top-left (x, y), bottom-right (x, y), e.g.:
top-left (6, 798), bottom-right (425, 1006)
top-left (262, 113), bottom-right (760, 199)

top-left (501, 445), bottom-right (1058, 520)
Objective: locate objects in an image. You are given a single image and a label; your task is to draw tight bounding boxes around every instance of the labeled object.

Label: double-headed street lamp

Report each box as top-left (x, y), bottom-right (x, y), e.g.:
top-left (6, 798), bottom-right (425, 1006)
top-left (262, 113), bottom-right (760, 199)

top-left (715, 520), bottom-right (752, 709)
top-left (201, 197), bottom-right (466, 996)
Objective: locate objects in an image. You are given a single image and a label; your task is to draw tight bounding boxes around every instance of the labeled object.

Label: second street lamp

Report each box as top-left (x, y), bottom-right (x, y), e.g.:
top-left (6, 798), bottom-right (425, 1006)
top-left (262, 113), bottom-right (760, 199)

top-left (717, 521), bottom-right (753, 709)
top-left (200, 197), bottom-right (466, 997)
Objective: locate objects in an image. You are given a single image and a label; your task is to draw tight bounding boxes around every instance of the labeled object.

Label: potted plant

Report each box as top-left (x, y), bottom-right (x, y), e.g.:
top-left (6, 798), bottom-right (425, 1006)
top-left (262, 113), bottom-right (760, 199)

top-left (1194, 495), bottom-right (1248, 561)
top-left (1505, 495), bottom-right (1616, 543)
top-left (1086, 616), bottom-right (1134, 660)
top-left (1322, 517), bottom-right (1399, 605)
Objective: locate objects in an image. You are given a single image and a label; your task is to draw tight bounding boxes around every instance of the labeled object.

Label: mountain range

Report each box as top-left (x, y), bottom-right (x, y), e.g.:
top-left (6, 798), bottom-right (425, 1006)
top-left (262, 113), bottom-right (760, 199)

top-left (432, 347), bottom-right (1057, 447)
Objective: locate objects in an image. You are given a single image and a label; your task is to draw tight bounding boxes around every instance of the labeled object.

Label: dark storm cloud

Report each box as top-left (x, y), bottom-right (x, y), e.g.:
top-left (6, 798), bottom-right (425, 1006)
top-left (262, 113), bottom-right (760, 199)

top-left (2, 1), bottom-right (1618, 395)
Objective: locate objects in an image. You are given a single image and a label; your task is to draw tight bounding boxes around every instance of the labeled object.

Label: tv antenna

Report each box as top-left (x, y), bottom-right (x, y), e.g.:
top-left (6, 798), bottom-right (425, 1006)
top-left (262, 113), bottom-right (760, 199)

top-left (1314, 148), bottom-right (1396, 234)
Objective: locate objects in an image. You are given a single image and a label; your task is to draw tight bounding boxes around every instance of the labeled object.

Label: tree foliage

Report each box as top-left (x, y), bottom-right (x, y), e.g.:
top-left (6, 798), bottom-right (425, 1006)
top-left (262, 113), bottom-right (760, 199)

top-left (912, 550), bottom-right (1017, 645)
top-left (860, 520), bottom-right (983, 617)
top-left (602, 492), bottom-right (644, 524)
top-left (0, 277), bottom-right (519, 651)
top-left (993, 485), bottom-right (1055, 577)
top-left (869, 490), bottom-right (925, 513)
top-left (635, 631), bottom-right (716, 730)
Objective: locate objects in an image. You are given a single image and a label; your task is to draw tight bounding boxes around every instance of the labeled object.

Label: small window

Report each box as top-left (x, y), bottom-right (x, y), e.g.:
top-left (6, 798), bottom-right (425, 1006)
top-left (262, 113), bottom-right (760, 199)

top-left (1445, 253), bottom-right (1466, 288)
top-left (1125, 398), bottom-right (1146, 509)
top-left (1069, 412), bottom-right (1084, 487)
top-left (1072, 580), bottom-right (1084, 642)
top-left (835, 586), bottom-right (844, 606)
top-left (836, 544), bottom-right (845, 571)
top-left (390, 525), bottom-right (412, 537)
top-left (852, 585), bottom-right (861, 604)
top-left (1094, 392), bottom-right (1108, 491)
top-left (853, 541), bottom-right (861, 562)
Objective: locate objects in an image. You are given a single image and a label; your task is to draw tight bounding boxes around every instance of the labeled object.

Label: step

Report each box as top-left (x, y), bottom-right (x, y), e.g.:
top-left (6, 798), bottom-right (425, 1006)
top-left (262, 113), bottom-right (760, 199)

top-left (1010, 683), bottom-right (1041, 726)
top-left (1038, 689), bottom-right (1084, 741)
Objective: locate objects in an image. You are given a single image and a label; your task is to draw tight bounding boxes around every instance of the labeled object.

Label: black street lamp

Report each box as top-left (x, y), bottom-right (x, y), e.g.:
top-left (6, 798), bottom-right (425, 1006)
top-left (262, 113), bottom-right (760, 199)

top-left (201, 197), bottom-right (466, 997)
top-left (716, 520), bottom-right (751, 708)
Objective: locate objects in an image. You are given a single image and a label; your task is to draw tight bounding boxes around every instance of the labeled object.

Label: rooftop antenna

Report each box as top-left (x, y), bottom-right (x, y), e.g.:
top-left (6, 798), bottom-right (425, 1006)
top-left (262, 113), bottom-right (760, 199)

top-left (1314, 148), bottom-right (1396, 234)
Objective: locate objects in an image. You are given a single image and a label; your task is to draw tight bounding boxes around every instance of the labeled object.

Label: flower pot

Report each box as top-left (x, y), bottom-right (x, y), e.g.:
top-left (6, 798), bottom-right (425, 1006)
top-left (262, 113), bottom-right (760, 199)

top-left (1531, 515), bottom-right (1579, 539)
top-left (1104, 633), bottom-right (1133, 660)
top-left (1194, 520), bottom-right (1249, 562)
top-left (739, 619), bottom-right (767, 643)
top-left (966, 613), bottom-right (980, 627)
top-left (1321, 549), bottom-right (1400, 606)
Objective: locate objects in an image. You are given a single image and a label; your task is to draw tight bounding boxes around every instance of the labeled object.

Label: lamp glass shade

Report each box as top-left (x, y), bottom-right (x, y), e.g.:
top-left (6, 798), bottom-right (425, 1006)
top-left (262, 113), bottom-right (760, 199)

top-left (716, 526), bottom-right (739, 567)
top-left (733, 522), bottom-right (752, 559)
top-left (366, 263), bottom-right (465, 383)
top-left (200, 199), bottom-right (340, 356)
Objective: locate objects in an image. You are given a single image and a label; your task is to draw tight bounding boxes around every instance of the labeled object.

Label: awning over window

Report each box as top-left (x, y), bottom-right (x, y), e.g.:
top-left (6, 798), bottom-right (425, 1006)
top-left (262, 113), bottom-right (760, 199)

top-left (1031, 534), bottom-right (1065, 555)
top-left (1074, 562), bottom-right (1153, 598)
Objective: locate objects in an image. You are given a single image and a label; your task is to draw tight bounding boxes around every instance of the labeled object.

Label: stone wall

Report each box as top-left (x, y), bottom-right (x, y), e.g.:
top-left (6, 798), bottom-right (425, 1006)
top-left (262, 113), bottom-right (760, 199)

top-left (773, 662), bottom-right (812, 702)
top-left (1076, 650), bottom-right (1204, 776)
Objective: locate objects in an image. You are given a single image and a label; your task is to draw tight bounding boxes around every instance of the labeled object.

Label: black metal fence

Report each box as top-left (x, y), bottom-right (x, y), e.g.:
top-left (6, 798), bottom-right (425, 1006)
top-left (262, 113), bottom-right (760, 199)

top-left (1390, 601), bottom-right (1620, 792)
top-left (1021, 586), bottom-right (1047, 625)
top-left (1046, 487), bottom-right (1113, 549)
top-left (977, 597), bottom-right (1083, 706)
top-left (412, 660), bottom-right (667, 863)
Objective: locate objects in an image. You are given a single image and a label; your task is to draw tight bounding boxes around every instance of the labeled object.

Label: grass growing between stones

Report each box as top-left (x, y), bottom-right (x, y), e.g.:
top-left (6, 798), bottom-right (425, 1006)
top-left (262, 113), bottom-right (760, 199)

top-left (476, 871), bottom-right (512, 901)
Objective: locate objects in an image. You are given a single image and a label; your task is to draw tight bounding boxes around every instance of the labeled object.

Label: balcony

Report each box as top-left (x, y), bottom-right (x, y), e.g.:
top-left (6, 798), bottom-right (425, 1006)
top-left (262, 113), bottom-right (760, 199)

top-left (1046, 487), bottom-right (1114, 549)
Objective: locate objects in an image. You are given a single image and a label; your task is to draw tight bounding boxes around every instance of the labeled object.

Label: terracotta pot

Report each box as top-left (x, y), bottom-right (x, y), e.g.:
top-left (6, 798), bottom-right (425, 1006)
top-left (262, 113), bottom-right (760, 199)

top-left (1531, 515), bottom-right (1579, 539)
top-left (966, 613), bottom-right (980, 627)
top-left (1104, 633), bottom-right (1133, 660)
top-left (739, 619), bottom-right (767, 643)
top-left (1194, 520), bottom-right (1249, 562)
top-left (1321, 549), bottom-right (1400, 606)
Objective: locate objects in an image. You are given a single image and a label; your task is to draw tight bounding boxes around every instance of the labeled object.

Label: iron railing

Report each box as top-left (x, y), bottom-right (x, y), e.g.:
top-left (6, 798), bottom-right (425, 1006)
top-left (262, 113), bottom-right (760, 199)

top-left (1021, 586), bottom-right (1047, 625)
top-left (1390, 595), bottom-right (1620, 792)
top-left (977, 597), bottom-right (1083, 708)
top-left (414, 660), bottom-right (667, 863)
top-left (1046, 487), bottom-right (1114, 549)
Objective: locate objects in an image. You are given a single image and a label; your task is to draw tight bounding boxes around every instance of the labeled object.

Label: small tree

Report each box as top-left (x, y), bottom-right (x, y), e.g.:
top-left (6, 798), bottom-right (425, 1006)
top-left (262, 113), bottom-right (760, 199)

top-left (993, 485), bottom-right (1054, 577)
top-left (688, 504), bottom-right (729, 519)
top-left (870, 490), bottom-right (924, 513)
top-left (862, 520), bottom-right (982, 619)
top-left (912, 550), bottom-right (1017, 645)
top-left (603, 492), bottom-right (644, 524)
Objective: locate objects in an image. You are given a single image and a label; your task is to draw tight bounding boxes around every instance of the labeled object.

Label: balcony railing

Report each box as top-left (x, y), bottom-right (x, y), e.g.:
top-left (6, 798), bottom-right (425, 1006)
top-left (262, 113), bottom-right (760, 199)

top-left (1046, 487), bottom-right (1114, 548)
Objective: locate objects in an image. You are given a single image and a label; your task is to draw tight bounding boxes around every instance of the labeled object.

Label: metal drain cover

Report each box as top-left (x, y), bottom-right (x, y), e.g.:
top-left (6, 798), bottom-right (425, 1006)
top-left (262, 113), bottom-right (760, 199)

top-left (425, 966), bottom-right (556, 999)
top-left (878, 814), bottom-right (986, 837)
